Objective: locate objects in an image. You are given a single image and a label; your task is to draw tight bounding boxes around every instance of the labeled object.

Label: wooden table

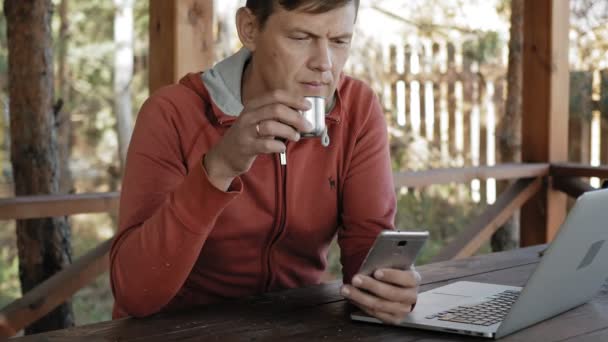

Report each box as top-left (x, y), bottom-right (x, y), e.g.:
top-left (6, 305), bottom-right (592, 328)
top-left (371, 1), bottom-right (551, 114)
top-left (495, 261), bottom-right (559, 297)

top-left (12, 245), bottom-right (608, 341)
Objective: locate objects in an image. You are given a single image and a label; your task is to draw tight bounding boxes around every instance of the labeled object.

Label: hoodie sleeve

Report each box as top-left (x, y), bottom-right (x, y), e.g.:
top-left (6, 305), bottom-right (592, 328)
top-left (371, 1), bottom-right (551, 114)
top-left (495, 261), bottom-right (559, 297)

top-left (110, 94), bottom-right (242, 318)
top-left (338, 91), bottom-right (396, 284)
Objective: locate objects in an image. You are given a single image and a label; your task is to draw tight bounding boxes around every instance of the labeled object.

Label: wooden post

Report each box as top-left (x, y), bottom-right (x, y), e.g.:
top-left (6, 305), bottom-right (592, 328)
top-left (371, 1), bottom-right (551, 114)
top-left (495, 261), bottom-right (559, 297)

top-left (418, 44), bottom-right (427, 139)
top-left (568, 71), bottom-right (593, 163)
top-left (432, 43), bottom-right (441, 143)
top-left (5, 0), bottom-right (74, 334)
top-left (601, 70), bottom-right (608, 166)
top-left (404, 44), bottom-right (411, 131)
top-left (390, 45), bottom-right (399, 128)
top-left (149, 0), bottom-right (214, 93)
top-left (521, 0), bottom-right (570, 246)
top-left (479, 79), bottom-right (488, 204)
top-left (447, 43), bottom-right (457, 157)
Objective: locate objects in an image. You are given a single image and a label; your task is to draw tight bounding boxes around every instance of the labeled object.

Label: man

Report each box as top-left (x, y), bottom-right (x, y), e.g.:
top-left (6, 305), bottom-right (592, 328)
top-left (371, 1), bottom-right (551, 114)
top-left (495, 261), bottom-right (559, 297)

top-left (110, 0), bottom-right (419, 325)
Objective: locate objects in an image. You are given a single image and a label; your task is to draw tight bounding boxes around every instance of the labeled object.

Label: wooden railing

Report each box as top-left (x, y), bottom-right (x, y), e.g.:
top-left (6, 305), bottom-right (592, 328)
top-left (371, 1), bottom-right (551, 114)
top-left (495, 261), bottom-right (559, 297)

top-left (0, 163), bottom-right (606, 337)
top-left (0, 192), bottom-right (120, 220)
top-left (0, 193), bottom-right (119, 338)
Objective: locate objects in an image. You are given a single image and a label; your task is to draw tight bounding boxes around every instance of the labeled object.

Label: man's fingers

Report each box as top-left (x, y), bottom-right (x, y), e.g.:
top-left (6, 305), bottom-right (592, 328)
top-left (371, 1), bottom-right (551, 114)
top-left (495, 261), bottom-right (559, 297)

top-left (256, 120), bottom-right (301, 142)
top-left (245, 90), bottom-right (311, 112)
top-left (372, 268), bottom-right (421, 288)
top-left (341, 285), bottom-right (414, 318)
top-left (351, 275), bottom-right (417, 304)
top-left (253, 137), bottom-right (286, 155)
top-left (252, 103), bottom-right (312, 133)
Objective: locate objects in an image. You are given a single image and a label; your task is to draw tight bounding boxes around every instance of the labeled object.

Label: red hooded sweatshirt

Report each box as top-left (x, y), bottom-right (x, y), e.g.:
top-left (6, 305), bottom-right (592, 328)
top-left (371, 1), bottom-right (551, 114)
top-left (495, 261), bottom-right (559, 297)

top-left (110, 50), bottom-right (396, 319)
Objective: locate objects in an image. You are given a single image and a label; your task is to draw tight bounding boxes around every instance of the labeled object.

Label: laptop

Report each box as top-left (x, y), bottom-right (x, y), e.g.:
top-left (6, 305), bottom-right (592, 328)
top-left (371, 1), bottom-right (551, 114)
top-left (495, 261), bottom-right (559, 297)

top-left (351, 188), bottom-right (608, 339)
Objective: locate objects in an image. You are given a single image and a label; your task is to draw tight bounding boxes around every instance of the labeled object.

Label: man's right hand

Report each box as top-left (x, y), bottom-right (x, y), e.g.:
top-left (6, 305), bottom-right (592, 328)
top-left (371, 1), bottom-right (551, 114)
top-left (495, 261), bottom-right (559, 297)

top-left (204, 90), bottom-right (314, 191)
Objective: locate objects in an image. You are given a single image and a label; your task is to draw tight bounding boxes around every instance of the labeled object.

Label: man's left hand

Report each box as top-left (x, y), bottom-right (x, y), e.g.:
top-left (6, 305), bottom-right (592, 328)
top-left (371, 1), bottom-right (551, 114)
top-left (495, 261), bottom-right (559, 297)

top-left (341, 268), bottom-right (421, 325)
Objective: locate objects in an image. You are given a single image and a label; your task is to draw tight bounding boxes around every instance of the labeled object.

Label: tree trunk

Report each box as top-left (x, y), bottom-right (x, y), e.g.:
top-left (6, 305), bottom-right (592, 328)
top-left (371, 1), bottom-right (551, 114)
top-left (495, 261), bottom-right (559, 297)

top-left (114, 0), bottom-right (134, 170)
top-left (492, 0), bottom-right (523, 252)
top-left (56, 0), bottom-right (74, 194)
top-left (4, 0), bottom-right (73, 334)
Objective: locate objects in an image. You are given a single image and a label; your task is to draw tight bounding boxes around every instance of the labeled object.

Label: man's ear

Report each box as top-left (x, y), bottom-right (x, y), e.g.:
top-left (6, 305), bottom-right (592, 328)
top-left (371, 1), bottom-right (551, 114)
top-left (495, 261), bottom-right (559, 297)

top-left (236, 7), bottom-right (259, 52)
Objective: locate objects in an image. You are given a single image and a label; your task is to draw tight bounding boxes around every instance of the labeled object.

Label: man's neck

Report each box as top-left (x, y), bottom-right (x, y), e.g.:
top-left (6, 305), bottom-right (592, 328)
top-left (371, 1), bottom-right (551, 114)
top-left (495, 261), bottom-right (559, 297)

top-left (241, 57), bottom-right (265, 107)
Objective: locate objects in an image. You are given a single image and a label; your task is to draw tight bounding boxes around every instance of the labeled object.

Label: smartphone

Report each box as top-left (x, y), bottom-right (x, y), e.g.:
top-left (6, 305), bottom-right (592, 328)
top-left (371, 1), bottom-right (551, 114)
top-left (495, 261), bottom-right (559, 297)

top-left (357, 230), bottom-right (429, 276)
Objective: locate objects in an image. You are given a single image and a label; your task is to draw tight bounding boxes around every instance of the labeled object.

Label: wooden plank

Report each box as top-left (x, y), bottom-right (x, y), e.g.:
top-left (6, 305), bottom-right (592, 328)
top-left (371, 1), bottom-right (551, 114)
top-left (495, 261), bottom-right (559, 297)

top-left (568, 71), bottom-right (593, 163)
top-left (0, 192), bottom-right (119, 220)
top-left (431, 177), bottom-right (542, 262)
top-left (602, 117), bottom-right (608, 166)
top-left (0, 315), bottom-right (17, 339)
top-left (0, 239), bottom-right (112, 338)
top-left (521, 0), bottom-right (570, 246)
top-left (14, 243), bottom-right (608, 342)
top-left (10, 245), bottom-right (545, 341)
top-left (18, 243), bottom-right (608, 342)
top-left (600, 69), bottom-right (608, 119)
top-left (432, 43), bottom-right (441, 142)
top-left (447, 43), bottom-right (457, 157)
top-left (149, 0), bottom-right (214, 93)
top-left (553, 177), bottom-right (595, 198)
top-left (393, 163), bottom-right (549, 188)
top-left (601, 70), bottom-right (608, 167)
top-left (550, 163), bottom-right (608, 179)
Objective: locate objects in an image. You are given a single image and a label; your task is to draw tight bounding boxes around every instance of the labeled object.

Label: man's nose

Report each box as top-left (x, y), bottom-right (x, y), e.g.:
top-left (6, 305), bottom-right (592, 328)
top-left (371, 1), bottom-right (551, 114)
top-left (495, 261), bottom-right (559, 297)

top-left (310, 40), bottom-right (332, 72)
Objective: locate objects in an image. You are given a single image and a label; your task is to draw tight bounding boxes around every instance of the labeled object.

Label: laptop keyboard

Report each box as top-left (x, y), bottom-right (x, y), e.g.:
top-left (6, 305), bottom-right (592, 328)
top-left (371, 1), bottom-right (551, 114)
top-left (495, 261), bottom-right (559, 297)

top-left (425, 289), bottom-right (521, 326)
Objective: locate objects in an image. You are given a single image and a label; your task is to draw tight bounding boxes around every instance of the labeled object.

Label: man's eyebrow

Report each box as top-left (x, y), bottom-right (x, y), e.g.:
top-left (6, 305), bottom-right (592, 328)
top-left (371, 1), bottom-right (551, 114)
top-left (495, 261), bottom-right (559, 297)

top-left (289, 28), bottom-right (353, 39)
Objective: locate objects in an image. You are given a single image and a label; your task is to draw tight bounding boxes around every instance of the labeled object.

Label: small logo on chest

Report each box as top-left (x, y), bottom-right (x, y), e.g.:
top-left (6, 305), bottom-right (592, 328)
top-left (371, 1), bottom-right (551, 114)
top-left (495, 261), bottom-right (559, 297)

top-left (328, 177), bottom-right (336, 190)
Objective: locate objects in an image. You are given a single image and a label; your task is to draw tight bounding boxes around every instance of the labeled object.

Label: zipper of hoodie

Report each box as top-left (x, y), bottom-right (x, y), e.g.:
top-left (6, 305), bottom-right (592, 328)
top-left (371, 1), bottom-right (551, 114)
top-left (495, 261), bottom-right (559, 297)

top-left (262, 144), bottom-right (288, 291)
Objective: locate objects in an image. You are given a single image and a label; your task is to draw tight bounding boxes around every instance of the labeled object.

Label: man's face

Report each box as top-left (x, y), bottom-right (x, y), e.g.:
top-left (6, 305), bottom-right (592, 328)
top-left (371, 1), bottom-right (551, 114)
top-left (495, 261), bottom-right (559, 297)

top-left (249, 3), bottom-right (356, 99)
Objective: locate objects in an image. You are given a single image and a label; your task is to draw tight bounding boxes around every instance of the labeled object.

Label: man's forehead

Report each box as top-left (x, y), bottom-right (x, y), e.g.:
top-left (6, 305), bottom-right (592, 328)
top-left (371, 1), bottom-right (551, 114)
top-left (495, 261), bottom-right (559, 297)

top-left (268, 4), bottom-right (356, 33)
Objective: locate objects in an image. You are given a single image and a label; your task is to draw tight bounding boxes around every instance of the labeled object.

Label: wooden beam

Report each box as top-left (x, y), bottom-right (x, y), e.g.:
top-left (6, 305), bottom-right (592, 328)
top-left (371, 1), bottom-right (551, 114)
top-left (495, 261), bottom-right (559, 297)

top-left (521, 0), bottom-right (570, 246)
top-left (431, 177), bottom-right (542, 262)
top-left (0, 193), bottom-right (119, 220)
top-left (550, 163), bottom-right (608, 179)
top-left (393, 163), bottom-right (549, 189)
top-left (149, 0), bottom-right (214, 93)
top-left (0, 239), bottom-right (112, 338)
top-left (553, 177), bottom-right (595, 199)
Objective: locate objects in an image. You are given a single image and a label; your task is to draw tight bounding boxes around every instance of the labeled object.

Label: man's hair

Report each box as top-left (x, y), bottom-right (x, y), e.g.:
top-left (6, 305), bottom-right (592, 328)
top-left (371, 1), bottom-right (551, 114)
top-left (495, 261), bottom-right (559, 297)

top-left (245, 0), bottom-right (359, 28)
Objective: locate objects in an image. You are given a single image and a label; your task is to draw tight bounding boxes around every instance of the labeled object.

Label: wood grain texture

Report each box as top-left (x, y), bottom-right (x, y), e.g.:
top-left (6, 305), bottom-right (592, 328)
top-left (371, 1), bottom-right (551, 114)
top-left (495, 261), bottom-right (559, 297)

top-left (0, 239), bottom-right (112, 338)
top-left (23, 245), bottom-right (608, 342)
top-left (149, 0), bottom-right (214, 93)
top-left (521, 0), bottom-right (570, 246)
top-left (550, 163), bottom-right (608, 179)
top-left (392, 163), bottom-right (549, 188)
top-left (553, 177), bottom-right (596, 198)
top-left (4, 0), bottom-right (74, 333)
top-left (431, 177), bottom-right (542, 262)
top-left (0, 192), bottom-right (119, 220)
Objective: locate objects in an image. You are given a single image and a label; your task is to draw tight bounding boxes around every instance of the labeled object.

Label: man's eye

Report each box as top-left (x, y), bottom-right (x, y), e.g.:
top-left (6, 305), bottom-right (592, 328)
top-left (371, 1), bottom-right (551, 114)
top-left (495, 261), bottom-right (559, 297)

top-left (290, 36), bottom-right (309, 41)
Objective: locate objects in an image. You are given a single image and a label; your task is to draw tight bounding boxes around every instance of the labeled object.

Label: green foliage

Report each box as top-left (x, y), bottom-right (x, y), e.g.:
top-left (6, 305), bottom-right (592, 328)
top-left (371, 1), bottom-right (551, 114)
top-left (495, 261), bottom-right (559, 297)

top-left (496, 0), bottom-right (511, 19)
top-left (0, 246), bottom-right (20, 307)
top-left (569, 71), bottom-right (594, 120)
top-left (0, 221), bottom-right (19, 308)
top-left (395, 187), bottom-right (486, 264)
top-left (463, 31), bottom-right (501, 64)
